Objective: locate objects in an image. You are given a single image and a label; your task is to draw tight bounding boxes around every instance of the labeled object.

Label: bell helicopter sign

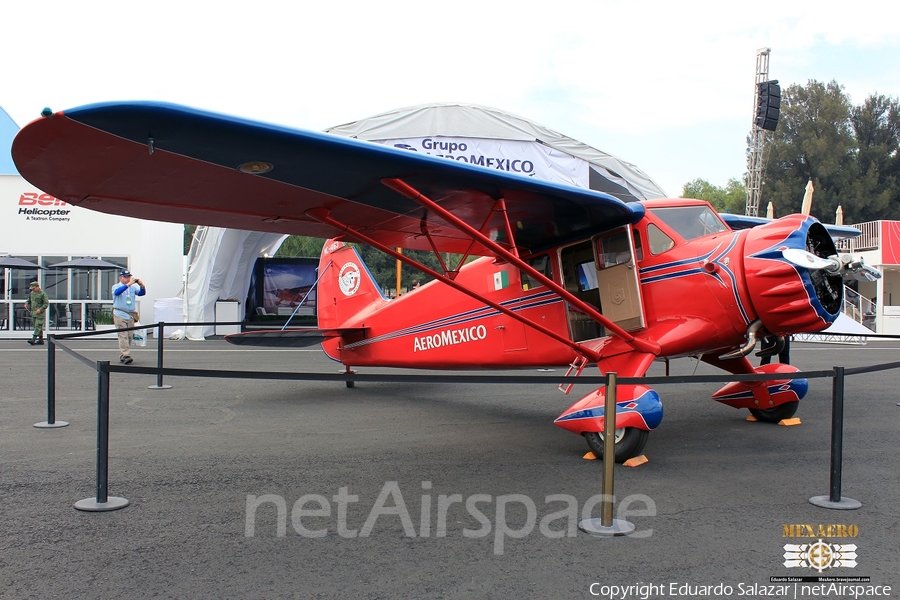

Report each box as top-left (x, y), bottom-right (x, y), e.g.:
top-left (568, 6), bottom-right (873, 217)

top-left (14, 192), bottom-right (73, 223)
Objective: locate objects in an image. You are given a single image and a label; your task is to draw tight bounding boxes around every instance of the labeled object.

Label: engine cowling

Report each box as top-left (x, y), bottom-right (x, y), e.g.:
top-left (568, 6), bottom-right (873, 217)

top-left (742, 215), bottom-right (843, 335)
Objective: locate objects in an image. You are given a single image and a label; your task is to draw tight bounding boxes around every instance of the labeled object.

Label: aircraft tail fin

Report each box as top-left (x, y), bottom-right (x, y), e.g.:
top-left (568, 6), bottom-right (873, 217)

top-left (316, 239), bottom-right (387, 329)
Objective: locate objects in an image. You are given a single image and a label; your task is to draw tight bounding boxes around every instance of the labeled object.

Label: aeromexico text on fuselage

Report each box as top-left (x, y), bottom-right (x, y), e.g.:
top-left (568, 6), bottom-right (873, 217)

top-left (341, 289), bottom-right (563, 352)
top-left (412, 324), bottom-right (488, 352)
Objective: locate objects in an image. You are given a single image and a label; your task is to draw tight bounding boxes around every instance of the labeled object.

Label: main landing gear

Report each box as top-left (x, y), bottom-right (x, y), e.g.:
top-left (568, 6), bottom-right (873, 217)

top-left (583, 428), bottom-right (649, 463)
top-left (555, 384), bottom-right (663, 464)
top-left (749, 401), bottom-right (798, 423)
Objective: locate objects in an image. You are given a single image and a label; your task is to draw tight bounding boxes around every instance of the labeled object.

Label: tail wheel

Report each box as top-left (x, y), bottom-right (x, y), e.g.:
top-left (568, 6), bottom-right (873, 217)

top-left (583, 428), bottom-right (649, 463)
top-left (749, 401), bottom-right (798, 423)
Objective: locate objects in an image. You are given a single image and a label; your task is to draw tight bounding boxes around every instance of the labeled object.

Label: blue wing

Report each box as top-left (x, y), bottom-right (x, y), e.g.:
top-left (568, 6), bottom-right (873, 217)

top-left (13, 101), bottom-right (644, 255)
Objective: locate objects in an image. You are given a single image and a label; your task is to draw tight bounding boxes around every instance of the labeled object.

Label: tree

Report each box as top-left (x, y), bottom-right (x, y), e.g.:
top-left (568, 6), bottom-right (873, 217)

top-left (355, 245), bottom-right (443, 295)
top-left (184, 224), bottom-right (196, 255)
top-left (682, 178), bottom-right (747, 214)
top-left (274, 236), bottom-right (327, 259)
top-left (847, 94), bottom-right (900, 221)
top-left (763, 80), bottom-right (856, 222)
top-left (760, 81), bottom-right (900, 223)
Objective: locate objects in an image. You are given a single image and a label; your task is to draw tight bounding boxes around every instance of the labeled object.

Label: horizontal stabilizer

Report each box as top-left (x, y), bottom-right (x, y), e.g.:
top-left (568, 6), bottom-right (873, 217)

top-left (224, 328), bottom-right (362, 348)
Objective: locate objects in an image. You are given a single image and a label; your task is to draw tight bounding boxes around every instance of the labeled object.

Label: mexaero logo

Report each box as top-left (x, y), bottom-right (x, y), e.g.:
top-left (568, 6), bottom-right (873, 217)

top-left (338, 262), bottom-right (361, 296)
top-left (782, 524), bottom-right (859, 572)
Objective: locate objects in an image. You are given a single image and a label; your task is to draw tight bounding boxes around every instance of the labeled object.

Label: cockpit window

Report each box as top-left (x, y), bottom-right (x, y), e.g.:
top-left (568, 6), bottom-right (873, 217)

top-left (521, 254), bottom-right (551, 291)
top-left (649, 206), bottom-right (727, 241)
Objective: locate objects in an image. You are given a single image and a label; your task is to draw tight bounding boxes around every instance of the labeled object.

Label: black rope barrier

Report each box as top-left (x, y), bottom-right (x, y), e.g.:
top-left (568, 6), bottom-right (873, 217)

top-left (37, 322), bottom-right (900, 514)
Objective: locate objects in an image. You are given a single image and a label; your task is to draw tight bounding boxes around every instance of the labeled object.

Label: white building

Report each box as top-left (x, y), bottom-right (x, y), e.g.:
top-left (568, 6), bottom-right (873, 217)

top-left (1, 106), bottom-right (184, 339)
top-left (838, 221), bottom-right (900, 334)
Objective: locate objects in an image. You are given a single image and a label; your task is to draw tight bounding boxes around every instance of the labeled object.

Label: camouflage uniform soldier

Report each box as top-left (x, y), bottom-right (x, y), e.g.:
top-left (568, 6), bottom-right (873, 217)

top-left (26, 281), bottom-right (49, 345)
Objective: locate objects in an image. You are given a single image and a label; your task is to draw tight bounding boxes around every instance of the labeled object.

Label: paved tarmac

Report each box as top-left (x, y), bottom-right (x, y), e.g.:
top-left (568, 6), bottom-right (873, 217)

top-left (1, 337), bottom-right (898, 599)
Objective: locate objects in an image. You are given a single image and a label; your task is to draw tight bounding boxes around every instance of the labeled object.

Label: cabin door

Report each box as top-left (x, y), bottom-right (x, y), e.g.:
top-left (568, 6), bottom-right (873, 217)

top-left (594, 227), bottom-right (645, 332)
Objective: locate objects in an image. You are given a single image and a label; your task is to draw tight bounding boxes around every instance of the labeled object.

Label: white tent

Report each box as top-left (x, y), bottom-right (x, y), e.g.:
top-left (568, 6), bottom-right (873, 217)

top-left (325, 102), bottom-right (667, 202)
top-left (184, 228), bottom-right (286, 339)
top-left (185, 103), bottom-right (665, 337)
top-left (794, 313), bottom-right (871, 345)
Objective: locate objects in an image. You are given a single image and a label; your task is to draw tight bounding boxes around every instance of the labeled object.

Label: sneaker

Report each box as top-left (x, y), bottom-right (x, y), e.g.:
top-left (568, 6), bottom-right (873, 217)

top-left (119, 355), bottom-right (126, 363)
top-left (27, 339), bottom-right (35, 345)
top-left (123, 356), bottom-right (133, 365)
top-left (35, 339), bottom-right (44, 345)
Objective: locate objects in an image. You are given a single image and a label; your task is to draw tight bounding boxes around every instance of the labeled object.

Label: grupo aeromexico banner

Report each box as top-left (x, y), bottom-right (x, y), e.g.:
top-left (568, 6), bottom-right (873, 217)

top-left (375, 137), bottom-right (590, 189)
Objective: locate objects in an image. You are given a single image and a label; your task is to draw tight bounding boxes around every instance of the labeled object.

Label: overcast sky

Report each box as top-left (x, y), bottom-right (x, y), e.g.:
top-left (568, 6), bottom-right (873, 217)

top-left (4, 0), bottom-right (899, 198)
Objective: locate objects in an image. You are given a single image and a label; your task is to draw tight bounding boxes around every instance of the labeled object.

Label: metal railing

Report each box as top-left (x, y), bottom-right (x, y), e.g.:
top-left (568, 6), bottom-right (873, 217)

top-left (836, 221), bottom-right (879, 252)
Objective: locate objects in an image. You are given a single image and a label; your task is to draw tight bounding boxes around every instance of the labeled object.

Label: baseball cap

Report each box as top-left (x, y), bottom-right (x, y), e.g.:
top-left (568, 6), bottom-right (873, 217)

top-left (120, 269), bottom-right (132, 278)
top-left (29, 281), bottom-right (39, 289)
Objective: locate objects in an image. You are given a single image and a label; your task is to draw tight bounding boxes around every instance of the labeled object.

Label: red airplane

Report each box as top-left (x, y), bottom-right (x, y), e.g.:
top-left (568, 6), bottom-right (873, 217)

top-left (12, 102), bottom-right (878, 462)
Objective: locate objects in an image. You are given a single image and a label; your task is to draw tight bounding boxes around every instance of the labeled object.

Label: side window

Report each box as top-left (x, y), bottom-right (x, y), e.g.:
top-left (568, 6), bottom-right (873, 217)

top-left (647, 224), bottom-right (675, 255)
top-left (521, 254), bottom-right (552, 291)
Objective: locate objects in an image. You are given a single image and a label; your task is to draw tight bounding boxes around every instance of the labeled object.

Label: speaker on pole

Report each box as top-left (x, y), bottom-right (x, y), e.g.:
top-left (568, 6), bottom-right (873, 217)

top-left (756, 80), bottom-right (780, 132)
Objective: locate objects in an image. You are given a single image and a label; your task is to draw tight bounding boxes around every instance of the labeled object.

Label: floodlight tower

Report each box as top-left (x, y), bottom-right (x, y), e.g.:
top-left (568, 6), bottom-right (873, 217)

top-left (745, 48), bottom-right (779, 216)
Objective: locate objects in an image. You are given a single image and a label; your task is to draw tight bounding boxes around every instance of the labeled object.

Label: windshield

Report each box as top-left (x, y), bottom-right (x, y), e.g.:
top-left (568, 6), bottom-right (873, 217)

top-left (648, 206), bottom-right (727, 241)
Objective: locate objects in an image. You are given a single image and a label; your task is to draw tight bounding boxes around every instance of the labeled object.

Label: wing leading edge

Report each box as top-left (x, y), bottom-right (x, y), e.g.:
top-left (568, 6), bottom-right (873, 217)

top-left (12, 101), bottom-right (644, 255)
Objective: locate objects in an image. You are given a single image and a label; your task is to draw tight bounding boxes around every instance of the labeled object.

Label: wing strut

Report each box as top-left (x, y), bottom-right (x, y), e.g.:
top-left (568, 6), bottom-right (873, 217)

top-left (379, 178), bottom-right (660, 356)
top-left (416, 197), bottom-right (512, 281)
top-left (306, 207), bottom-right (602, 362)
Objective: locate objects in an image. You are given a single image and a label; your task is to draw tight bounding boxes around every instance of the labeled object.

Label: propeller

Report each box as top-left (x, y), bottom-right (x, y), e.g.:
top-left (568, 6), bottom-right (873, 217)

top-left (781, 249), bottom-right (881, 281)
top-left (781, 248), bottom-right (839, 272)
top-left (847, 260), bottom-right (881, 282)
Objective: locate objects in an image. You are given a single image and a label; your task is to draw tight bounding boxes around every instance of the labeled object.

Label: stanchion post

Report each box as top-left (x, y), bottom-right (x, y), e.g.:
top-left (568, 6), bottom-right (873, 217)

top-left (97, 362), bottom-right (110, 503)
top-left (35, 335), bottom-right (68, 428)
top-left (809, 366), bottom-right (861, 510)
top-left (578, 372), bottom-right (635, 536)
top-left (148, 321), bottom-right (172, 390)
top-left (74, 361), bottom-right (129, 511)
top-left (601, 373), bottom-right (617, 527)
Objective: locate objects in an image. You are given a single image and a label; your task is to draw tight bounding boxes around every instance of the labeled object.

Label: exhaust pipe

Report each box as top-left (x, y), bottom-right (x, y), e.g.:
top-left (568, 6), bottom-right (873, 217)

top-left (719, 319), bottom-right (764, 360)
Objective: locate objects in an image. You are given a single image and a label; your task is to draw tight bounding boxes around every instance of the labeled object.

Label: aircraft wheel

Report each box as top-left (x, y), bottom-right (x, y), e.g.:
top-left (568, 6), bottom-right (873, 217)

top-left (583, 428), bottom-right (649, 463)
top-left (749, 401), bottom-right (798, 423)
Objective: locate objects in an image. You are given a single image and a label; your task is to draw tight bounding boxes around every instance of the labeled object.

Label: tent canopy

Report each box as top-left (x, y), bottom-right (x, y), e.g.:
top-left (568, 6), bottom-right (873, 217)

top-left (1, 106), bottom-right (21, 175)
top-left (325, 102), bottom-right (667, 202)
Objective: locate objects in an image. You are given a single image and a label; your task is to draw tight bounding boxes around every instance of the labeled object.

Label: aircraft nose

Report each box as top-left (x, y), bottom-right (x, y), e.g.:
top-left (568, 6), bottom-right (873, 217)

top-left (742, 216), bottom-right (842, 335)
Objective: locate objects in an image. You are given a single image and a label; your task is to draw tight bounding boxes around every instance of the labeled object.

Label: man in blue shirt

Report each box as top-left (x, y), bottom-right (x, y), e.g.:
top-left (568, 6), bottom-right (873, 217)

top-left (112, 269), bottom-right (146, 364)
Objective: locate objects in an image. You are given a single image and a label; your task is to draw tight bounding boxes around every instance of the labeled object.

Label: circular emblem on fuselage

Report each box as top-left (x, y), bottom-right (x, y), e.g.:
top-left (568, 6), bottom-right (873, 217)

top-left (338, 262), bottom-right (361, 296)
